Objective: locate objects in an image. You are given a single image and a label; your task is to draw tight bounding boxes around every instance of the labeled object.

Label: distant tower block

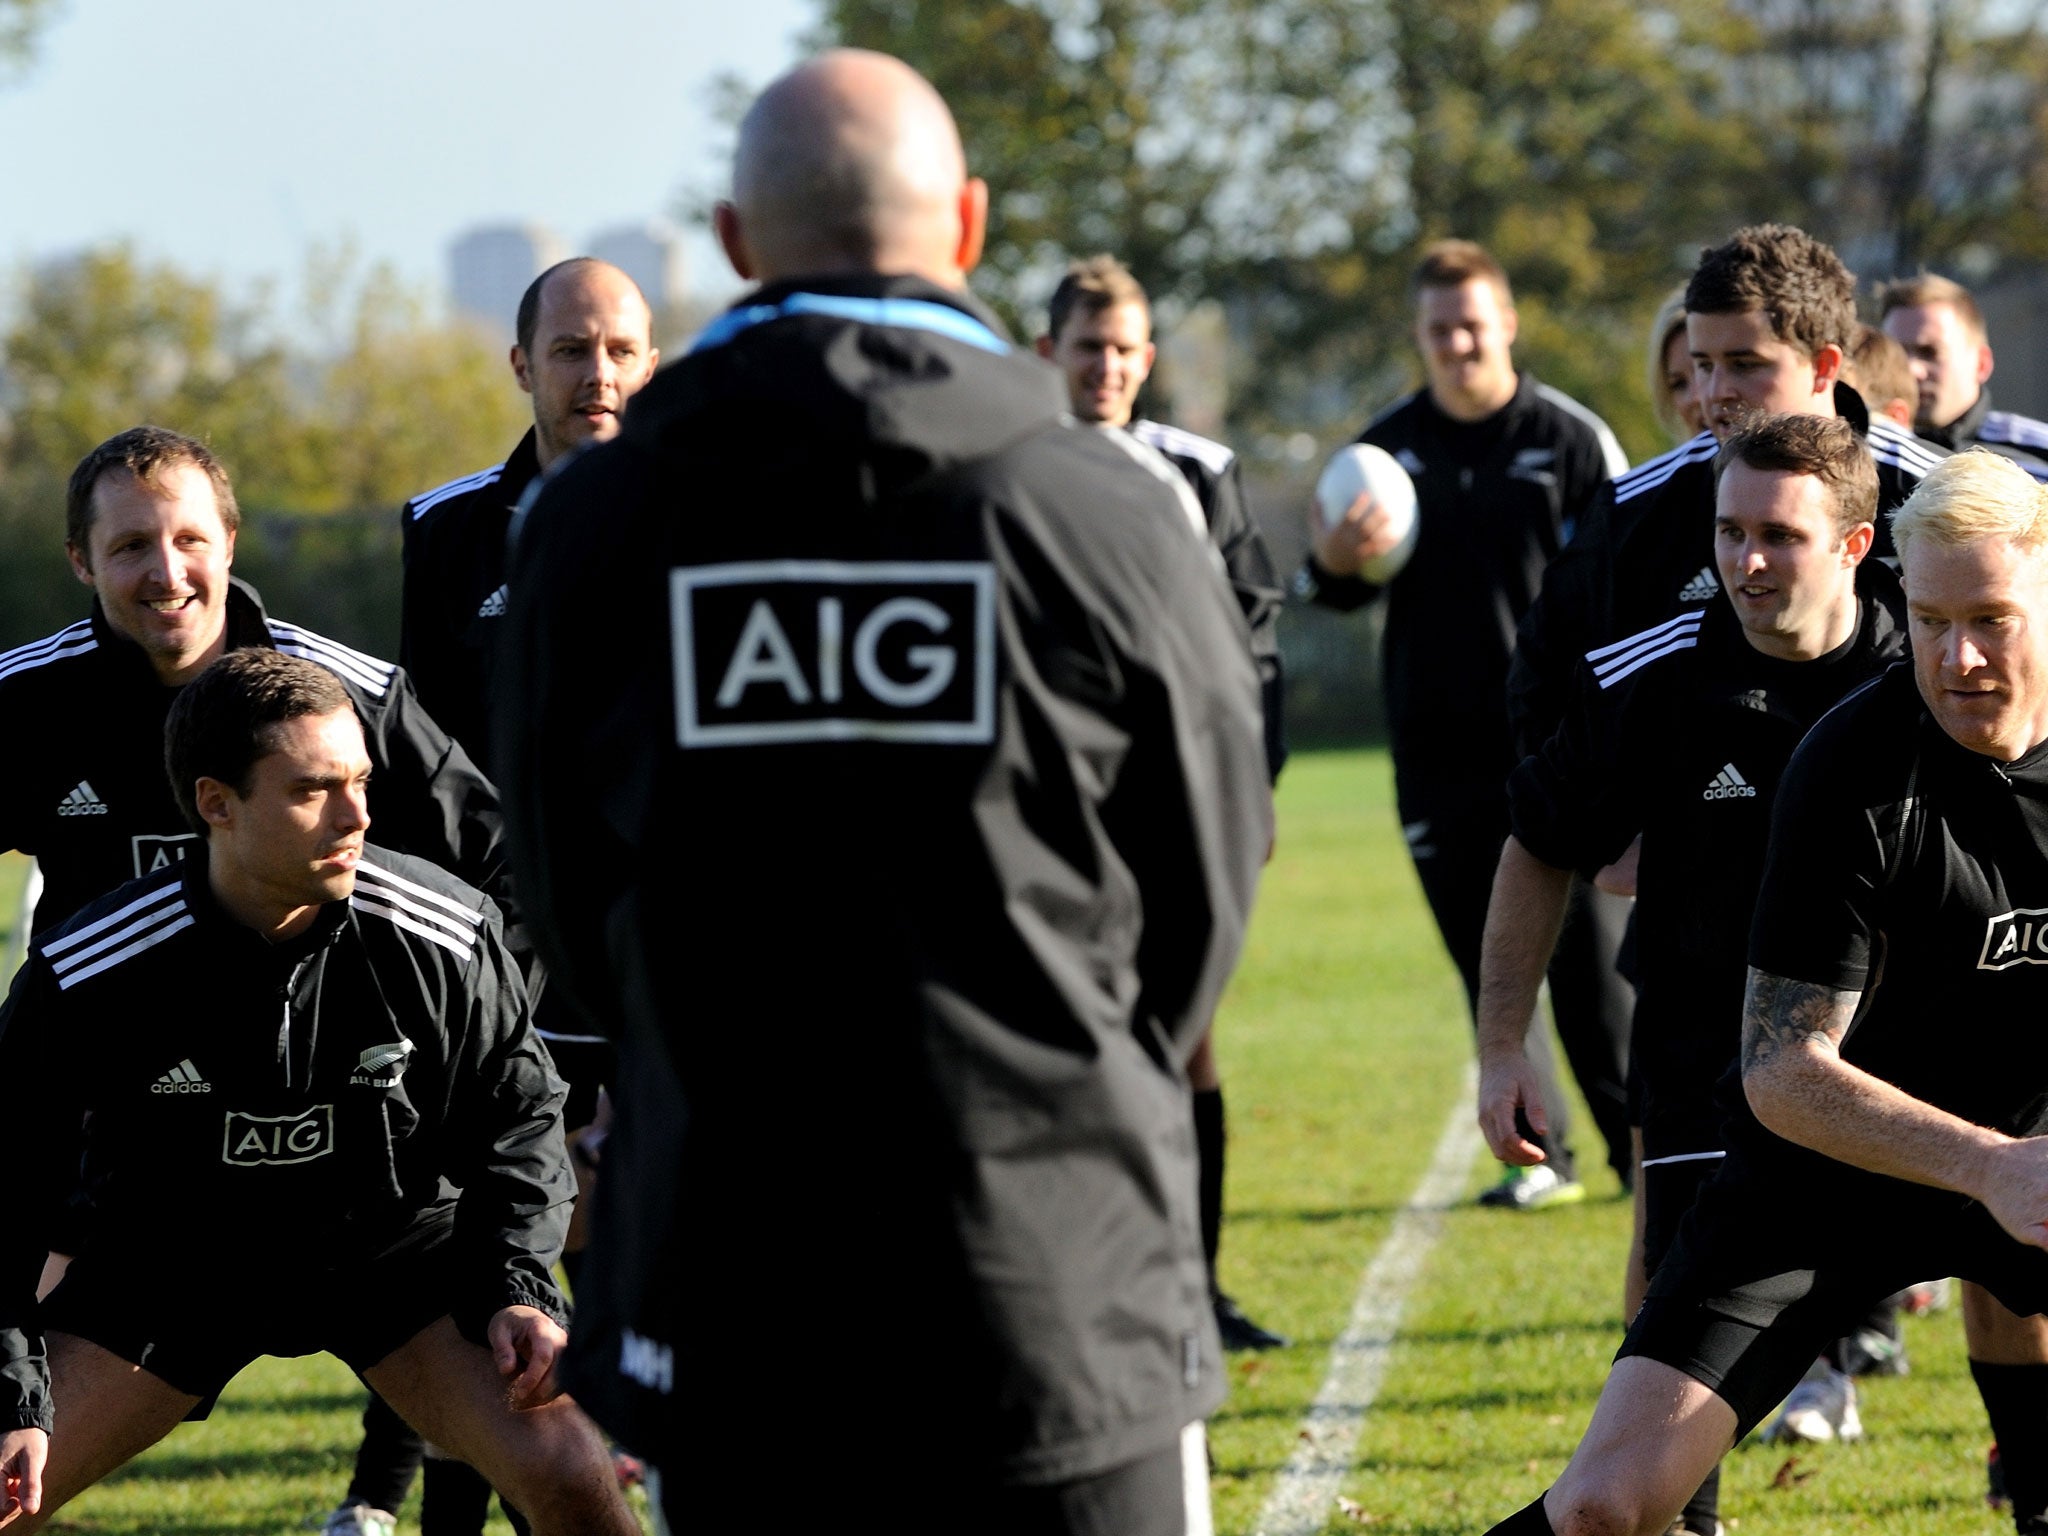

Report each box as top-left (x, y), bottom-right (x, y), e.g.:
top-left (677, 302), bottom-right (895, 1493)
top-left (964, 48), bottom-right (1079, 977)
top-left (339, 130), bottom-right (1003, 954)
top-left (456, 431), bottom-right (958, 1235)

top-left (450, 223), bottom-right (567, 335)
top-left (588, 223), bottom-right (685, 313)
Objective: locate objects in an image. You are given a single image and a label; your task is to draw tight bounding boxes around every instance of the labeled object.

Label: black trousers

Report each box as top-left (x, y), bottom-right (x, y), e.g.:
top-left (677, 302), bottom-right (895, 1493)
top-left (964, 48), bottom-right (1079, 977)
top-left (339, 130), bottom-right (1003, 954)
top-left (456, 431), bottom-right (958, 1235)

top-left (1397, 777), bottom-right (1635, 1180)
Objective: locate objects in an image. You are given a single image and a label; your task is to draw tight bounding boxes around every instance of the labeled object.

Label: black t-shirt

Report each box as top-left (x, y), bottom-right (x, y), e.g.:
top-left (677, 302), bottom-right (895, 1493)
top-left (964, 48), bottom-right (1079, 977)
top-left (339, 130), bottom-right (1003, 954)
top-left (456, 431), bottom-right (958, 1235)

top-left (1509, 567), bottom-right (1905, 1157)
top-left (1738, 663), bottom-right (2048, 1204)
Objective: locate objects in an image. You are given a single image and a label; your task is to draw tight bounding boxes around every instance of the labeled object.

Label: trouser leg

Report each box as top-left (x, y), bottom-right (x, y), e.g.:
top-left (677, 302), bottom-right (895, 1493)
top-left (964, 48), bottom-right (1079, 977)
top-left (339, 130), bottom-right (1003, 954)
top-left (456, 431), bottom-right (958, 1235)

top-left (1545, 880), bottom-right (1634, 1184)
top-left (346, 1390), bottom-right (423, 1514)
top-left (1401, 791), bottom-right (1573, 1175)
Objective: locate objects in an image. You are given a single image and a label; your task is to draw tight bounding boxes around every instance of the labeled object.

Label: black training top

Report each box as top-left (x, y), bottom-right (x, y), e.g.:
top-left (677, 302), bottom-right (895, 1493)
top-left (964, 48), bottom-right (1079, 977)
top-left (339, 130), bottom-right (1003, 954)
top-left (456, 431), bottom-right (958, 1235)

top-left (398, 429), bottom-right (543, 779)
top-left (1127, 418), bottom-right (1288, 780)
top-left (1736, 662), bottom-right (2048, 1206)
top-left (1295, 372), bottom-right (1625, 790)
top-left (1509, 565), bottom-right (1905, 1159)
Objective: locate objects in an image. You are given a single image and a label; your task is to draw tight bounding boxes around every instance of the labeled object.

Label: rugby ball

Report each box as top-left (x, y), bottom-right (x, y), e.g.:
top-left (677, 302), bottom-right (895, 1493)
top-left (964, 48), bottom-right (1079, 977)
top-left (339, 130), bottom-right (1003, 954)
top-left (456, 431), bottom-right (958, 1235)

top-left (1315, 443), bottom-right (1419, 583)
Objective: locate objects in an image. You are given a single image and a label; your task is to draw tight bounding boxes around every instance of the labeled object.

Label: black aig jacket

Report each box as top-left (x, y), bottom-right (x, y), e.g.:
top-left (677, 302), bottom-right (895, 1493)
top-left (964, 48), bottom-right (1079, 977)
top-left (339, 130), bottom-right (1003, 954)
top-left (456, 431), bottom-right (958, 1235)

top-left (1294, 372), bottom-right (1625, 788)
top-left (1922, 387), bottom-right (2048, 483)
top-left (1509, 386), bottom-right (1943, 756)
top-left (497, 275), bottom-right (1272, 1482)
top-left (0, 580), bottom-right (506, 936)
top-left (1509, 565), bottom-right (1907, 1158)
top-left (1127, 418), bottom-right (1288, 779)
top-left (399, 430), bottom-right (543, 778)
top-left (0, 847), bottom-right (572, 1434)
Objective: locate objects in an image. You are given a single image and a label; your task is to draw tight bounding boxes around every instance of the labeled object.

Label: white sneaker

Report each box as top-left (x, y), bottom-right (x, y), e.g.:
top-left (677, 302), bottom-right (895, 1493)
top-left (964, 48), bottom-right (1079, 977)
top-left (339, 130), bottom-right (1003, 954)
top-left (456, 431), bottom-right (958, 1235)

top-left (1764, 1358), bottom-right (1863, 1443)
top-left (318, 1504), bottom-right (397, 1536)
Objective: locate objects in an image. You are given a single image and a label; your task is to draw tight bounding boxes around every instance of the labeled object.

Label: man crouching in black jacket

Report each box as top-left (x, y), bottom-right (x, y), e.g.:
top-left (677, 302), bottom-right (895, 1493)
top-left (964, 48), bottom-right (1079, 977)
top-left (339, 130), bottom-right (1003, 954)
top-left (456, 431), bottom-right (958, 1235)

top-left (0, 651), bottom-right (636, 1536)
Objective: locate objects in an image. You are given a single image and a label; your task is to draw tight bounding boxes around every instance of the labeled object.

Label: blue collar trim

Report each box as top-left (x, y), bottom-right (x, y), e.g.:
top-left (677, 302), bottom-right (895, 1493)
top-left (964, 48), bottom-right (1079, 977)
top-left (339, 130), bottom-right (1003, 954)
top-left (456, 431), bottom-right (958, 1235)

top-left (690, 291), bottom-right (1009, 356)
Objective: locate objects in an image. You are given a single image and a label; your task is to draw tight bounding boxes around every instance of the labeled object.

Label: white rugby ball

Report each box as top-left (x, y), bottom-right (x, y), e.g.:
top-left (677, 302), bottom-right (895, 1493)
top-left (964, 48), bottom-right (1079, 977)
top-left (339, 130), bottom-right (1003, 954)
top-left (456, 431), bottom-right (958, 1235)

top-left (1316, 443), bottom-right (1419, 583)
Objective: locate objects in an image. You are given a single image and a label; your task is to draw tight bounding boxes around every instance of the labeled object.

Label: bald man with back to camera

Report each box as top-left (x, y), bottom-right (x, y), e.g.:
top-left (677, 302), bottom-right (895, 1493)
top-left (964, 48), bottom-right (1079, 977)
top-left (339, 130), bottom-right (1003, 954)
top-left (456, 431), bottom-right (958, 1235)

top-left (496, 49), bottom-right (1270, 1536)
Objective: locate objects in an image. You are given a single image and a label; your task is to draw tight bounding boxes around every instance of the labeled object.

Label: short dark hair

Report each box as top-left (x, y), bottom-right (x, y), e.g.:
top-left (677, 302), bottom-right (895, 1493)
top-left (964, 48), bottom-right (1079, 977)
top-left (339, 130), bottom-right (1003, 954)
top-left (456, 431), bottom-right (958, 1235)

top-left (1876, 271), bottom-right (1986, 343)
top-left (1845, 324), bottom-right (1919, 419)
top-left (1685, 224), bottom-right (1857, 360)
top-left (516, 257), bottom-right (610, 356)
top-left (165, 650), bottom-right (352, 836)
top-left (1046, 254), bottom-right (1150, 343)
top-left (1714, 413), bottom-right (1877, 539)
top-left (1412, 239), bottom-right (1512, 302)
top-left (66, 426), bottom-right (239, 565)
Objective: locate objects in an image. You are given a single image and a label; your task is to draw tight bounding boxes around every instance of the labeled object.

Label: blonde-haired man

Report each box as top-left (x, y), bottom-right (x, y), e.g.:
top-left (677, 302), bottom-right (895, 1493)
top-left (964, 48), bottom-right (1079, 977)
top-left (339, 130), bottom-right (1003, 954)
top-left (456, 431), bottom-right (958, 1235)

top-left (1481, 448), bottom-right (2048, 1536)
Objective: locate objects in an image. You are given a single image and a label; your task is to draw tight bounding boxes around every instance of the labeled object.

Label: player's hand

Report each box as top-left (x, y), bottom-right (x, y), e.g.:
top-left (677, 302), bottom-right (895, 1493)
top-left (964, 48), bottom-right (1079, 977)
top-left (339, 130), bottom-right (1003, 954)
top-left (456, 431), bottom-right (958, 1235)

top-left (1308, 490), bottom-right (1402, 577)
top-left (1975, 1136), bottom-right (2048, 1250)
top-left (0, 1427), bottom-right (47, 1526)
top-left (1477, 1047), bottom-right (1551, 1167)
top-left (489, 1305), bottom-right (568, 1409)
top-left (1594, 837), bottom-right (1641, 898)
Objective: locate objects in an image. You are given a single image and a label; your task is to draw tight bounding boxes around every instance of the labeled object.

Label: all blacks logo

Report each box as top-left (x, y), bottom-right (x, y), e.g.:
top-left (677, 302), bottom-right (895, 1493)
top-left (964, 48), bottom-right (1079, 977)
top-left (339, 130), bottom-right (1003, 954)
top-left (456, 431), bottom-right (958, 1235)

top-left (671, 561), bottom-right (996, 748)
top-left (1979, 907), bottom-right (2048, 970)
top-left (222, 1106), bottom-right (335, 1166)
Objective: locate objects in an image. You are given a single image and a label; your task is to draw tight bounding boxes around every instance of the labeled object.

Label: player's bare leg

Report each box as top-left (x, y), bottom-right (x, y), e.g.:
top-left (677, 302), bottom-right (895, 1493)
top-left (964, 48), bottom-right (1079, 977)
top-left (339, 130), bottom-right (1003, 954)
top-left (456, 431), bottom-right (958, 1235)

top-left (2, 1331), bottom-right (199, 1531)
top-left (1535, 1357), bottom-right (1736, 1536)
top-left (363, 1317), bottom-right (636, 1536)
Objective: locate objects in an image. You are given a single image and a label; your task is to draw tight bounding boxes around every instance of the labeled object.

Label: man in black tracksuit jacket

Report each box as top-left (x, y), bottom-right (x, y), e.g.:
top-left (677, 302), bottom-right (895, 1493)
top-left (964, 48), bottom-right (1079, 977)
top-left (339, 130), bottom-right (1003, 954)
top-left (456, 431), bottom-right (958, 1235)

top-left (383, 254), bottom-right (657, 1536)
top-left (495, 52), bottom-right (1271, 1535)
top-left (1298, 240), bottom-right (1634, 1200)
top-left (0, 650), bottom-right (636, 1535)
top-left (0, 578), bottom-right (505, 938)
top-left (1879, 272), bottom-right (2048, 484)
top-left (1479, 416), bottom-right (1905, 1535)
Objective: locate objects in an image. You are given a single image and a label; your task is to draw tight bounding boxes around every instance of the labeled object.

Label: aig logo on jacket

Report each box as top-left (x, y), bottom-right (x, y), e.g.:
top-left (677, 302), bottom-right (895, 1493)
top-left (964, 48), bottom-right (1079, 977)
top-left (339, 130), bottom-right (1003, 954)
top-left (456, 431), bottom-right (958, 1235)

top-left (671, 561), bottom-right (996, 748)
top-left (223, 1106), bottom-right (335, 1166)
top-left (1980, 908), bottom-right (2048, 971)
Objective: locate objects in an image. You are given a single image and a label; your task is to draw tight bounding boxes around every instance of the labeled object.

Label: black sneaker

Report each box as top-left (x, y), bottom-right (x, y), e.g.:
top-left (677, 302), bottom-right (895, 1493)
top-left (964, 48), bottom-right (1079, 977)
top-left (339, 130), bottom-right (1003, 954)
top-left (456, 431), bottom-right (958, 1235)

top-left (1214, 1293), bottom-right (1288, 1351)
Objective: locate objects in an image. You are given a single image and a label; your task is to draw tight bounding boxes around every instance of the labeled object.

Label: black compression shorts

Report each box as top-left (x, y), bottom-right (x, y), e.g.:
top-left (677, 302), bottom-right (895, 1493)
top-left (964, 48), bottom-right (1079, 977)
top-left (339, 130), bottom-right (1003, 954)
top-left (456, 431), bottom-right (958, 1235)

top-left (42, 1219), bottom-right (462, 1409)
top-left (1618, 1162), bottom-right (2048, 1437)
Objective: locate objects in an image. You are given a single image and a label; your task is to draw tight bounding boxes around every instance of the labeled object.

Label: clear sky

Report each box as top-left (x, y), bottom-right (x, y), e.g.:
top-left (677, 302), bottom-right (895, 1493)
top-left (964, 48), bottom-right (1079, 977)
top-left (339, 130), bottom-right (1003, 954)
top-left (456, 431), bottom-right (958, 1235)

top-left (0, 0), bottom-right (811, 310)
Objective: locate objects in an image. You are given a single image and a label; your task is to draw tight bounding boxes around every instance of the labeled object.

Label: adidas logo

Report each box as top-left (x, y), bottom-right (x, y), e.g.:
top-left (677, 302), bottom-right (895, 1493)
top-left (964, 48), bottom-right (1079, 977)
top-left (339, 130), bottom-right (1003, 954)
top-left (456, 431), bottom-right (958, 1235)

top-left (1703, 763), bottom-right (1757, 801)
top-left (350, 1039), bottom-right (415, 1087)
top-left (56, 781), bottom-right (109, 817)
top-left (151, 1058), bottom-right (212, 1094)
top-left (1677, 567), bottom-right (1721, 603)
top-left (477, 584), bottom-right (509, 618)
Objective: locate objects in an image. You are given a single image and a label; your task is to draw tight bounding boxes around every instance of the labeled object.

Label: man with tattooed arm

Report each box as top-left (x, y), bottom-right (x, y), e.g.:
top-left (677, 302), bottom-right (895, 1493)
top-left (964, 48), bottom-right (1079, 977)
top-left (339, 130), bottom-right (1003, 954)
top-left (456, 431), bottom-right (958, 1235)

top-left (1480, 447), bottom-right (2048, 1536)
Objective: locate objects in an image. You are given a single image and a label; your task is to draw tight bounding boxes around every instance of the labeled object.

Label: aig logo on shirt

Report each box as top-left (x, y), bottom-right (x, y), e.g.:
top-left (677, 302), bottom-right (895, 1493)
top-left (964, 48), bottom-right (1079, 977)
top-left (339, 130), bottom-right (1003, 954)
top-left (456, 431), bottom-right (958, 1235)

top-left (671, 561), bottom-right (996, 748)
top-left (223, 1106), bottom-right (335, 1166)
top-left (1979, 908), bottom-right (2048, 970)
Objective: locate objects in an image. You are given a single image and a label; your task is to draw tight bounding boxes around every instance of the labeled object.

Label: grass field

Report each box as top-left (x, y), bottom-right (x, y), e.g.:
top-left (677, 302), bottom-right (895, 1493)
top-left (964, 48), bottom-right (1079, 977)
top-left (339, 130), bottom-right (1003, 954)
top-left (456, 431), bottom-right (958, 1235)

top-left (0, 756), bottom-right (2006, 1532)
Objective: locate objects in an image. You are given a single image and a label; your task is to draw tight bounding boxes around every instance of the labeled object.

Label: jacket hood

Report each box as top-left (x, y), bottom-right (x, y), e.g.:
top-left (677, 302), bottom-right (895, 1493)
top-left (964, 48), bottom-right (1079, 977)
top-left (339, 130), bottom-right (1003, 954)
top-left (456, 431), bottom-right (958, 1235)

top-left (627, 273), bottom-right (1068, 499)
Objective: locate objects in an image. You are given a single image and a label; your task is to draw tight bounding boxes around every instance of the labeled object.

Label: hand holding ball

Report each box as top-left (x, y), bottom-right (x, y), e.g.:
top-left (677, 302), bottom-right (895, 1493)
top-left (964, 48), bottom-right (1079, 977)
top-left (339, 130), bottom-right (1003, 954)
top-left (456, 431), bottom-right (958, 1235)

top-left (1313, 444), bottom-right (1419, 583)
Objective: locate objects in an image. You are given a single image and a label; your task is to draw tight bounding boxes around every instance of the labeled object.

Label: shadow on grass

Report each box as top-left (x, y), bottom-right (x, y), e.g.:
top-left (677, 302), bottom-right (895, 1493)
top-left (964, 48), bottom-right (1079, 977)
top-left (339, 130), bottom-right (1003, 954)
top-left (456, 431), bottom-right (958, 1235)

top-left (1226, 1203), bottom-right (1413, 1224)
top-left (49, 1516), bottom-right (307, 1536)
top-left (102, 1445), bottom-right (349, 1484)
top-left (212, 1390), bottom-right (367, 1417)
top-left (1213, 1377), bottom-right (1601, 1427)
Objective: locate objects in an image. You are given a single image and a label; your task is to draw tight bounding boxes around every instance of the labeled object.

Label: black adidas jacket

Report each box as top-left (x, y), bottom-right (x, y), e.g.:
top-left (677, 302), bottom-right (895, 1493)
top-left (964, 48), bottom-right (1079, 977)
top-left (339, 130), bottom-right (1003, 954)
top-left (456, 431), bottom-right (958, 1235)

top-left (1293, 372), bottom-right (1626, 789)
top-left (1508, 385), bottom-right (1943, 758)
top-left (1509, 564), bottom-right (1907, 1158)
top-left (399, 430), bottom-right (543, 778)
top-left (0, 581), bottom-right (507, 937)
top-left (0, 846), bottom-right (572, 1435)
top-left (1922, 387), bottom-right (2048, 484)
top-left (1127, 418), bottom-right (1288, 779)
top-left (496, 274), bottom-right (1271, 1483)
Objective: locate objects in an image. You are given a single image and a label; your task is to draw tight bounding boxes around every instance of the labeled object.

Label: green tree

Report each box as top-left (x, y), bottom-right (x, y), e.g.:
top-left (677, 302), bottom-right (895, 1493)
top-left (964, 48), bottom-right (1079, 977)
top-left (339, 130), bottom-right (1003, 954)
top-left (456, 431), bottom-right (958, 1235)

top-left (0, 0), bottom-right (57, 75)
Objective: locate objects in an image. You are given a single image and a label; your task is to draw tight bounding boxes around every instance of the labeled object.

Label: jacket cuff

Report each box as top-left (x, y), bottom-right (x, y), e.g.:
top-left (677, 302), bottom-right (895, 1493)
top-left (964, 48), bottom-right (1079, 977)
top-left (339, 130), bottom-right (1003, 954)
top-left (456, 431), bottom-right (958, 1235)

top-left (452, 1279), bottom-right (572, 1350)
top-left (1290, 558), bottom-right (1376, 611)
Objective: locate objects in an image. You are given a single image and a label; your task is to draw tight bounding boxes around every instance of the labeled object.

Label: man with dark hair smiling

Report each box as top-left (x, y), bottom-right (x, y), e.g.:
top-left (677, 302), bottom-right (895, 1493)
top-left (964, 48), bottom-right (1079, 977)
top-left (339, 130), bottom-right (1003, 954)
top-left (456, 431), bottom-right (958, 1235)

top-left (0, 650), bottom-right (637, 1536)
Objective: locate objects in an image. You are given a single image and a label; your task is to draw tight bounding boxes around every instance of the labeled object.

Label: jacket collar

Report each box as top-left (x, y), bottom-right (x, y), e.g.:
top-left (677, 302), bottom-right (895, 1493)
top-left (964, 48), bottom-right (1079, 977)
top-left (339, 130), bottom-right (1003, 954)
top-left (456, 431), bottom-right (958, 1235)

top-left (1922, 386), bottom-right (1992, 452)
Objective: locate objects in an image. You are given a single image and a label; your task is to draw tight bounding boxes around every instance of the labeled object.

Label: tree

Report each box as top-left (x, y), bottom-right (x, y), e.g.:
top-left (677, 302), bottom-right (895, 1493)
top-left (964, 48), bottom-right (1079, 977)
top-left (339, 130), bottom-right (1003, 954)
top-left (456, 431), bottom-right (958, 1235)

top-left (0, 0), bottom-right (56, 76)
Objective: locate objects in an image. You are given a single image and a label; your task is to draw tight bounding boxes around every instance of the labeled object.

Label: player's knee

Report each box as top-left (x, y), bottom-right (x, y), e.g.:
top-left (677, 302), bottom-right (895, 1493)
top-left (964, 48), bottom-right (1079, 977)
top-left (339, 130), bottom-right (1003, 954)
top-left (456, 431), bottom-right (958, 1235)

top-left (1546, 1469), bottom-right (1665, 1536)
top-left (491, 1400), bottom-right (614, 1508)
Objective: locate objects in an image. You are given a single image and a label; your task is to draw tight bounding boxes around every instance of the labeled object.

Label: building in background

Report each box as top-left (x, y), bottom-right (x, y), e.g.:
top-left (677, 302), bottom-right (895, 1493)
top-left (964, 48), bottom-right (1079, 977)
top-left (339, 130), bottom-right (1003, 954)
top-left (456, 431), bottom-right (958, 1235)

top-left (449, 223), bottom-right (566, 336)
top-left (588, 223), bottom-right (685, 314)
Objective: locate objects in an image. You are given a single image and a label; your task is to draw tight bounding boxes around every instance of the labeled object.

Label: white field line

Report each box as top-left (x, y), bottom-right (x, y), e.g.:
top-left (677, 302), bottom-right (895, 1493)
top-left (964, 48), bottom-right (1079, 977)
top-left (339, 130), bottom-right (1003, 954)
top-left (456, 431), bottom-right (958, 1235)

top-left (1252, 1070), bottom-right (1483, 1536)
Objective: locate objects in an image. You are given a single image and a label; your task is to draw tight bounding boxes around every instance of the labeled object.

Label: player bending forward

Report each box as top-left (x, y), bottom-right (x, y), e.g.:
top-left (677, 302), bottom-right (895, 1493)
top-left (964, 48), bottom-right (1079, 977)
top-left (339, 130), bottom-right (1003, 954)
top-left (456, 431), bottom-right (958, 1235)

top-left (0, 651), bottom-right (636, 1535)
top-left (1482, 449), bottom-right (2048, 1536)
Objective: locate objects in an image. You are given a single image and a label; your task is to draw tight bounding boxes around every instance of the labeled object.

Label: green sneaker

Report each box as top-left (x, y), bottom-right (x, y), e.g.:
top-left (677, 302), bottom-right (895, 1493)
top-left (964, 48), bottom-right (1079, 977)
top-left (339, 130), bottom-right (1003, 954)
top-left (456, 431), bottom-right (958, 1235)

top-left (1477, 1164), bottom-right (1586, 1211)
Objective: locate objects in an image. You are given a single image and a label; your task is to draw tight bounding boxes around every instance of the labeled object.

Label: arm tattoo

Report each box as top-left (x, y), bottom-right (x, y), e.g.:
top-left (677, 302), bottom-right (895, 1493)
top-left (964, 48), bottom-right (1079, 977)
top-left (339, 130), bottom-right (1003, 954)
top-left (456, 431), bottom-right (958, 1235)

top-left (1740, 969), bottom-right (1861, 1078)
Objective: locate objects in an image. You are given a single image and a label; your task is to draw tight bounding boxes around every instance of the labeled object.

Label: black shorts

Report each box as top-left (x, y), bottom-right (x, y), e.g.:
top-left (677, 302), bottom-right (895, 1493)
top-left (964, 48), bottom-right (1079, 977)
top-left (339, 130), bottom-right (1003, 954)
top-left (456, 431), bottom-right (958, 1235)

top-left (1639, 1150), bottom-right (1723, 1278)
top-left (1617, 1162), bottom-right (2048, 1437)
top-left (42, 1219), bottom-right (460, 1410)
